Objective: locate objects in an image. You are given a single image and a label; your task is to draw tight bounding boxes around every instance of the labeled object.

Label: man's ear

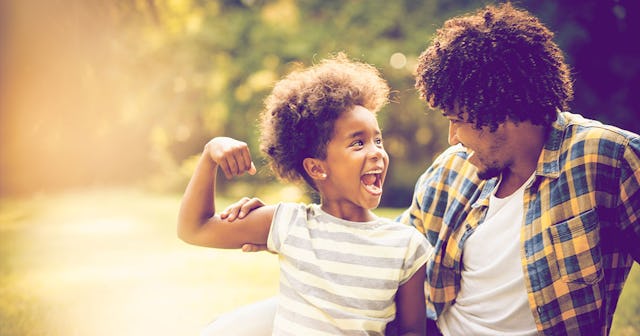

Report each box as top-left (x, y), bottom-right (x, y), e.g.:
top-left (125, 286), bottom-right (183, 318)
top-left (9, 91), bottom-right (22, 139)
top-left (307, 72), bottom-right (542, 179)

top-left (303, 158), bottom-right (327, 180)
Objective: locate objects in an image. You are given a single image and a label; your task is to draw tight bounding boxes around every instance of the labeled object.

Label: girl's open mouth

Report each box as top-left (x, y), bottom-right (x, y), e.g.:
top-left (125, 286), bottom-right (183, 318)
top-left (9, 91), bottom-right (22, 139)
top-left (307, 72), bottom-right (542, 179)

top-left (361, 170), bottom-right (383, 195)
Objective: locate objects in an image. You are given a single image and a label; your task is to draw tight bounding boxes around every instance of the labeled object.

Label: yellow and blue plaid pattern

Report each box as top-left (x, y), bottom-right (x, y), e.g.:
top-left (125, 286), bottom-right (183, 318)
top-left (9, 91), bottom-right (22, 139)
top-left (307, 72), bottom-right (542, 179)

top-left (399, 112), bottom-right (640, 335)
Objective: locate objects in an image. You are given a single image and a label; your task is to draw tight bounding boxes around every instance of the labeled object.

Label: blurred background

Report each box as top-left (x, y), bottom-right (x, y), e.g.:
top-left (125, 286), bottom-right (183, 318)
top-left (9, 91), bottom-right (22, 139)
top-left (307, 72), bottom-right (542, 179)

top-left (2, 0), bottom-right (639, 204)
top-left (0, 0), bottom-right (638, 335)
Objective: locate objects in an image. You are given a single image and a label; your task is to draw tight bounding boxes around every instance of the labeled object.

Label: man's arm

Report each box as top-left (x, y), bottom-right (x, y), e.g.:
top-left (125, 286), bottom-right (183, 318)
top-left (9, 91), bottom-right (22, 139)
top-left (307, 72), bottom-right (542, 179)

top-left (618, 137), bottom-right (640, 262)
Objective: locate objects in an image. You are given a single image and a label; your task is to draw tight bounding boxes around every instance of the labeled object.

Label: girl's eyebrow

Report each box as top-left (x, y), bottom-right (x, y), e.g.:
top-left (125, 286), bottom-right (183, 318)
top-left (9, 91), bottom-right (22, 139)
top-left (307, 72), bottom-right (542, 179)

top-left (346, 129), bottom-right (381, 139)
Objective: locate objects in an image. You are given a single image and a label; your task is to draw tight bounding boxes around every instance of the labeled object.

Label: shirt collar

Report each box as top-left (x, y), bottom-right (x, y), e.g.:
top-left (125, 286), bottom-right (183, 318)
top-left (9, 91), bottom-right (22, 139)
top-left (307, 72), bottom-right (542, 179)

top-left (537, 111), bottom-right (569, 179)
top-left (473, 112), bottom-right (569, 206)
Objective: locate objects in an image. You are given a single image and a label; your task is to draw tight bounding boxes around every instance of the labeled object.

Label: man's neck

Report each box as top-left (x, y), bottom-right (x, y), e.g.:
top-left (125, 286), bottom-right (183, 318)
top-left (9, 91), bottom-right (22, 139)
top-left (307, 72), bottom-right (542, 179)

top-left (495, 169), bottom-right (534, 198)
top-left (494, 121), bottom-right (547, 198)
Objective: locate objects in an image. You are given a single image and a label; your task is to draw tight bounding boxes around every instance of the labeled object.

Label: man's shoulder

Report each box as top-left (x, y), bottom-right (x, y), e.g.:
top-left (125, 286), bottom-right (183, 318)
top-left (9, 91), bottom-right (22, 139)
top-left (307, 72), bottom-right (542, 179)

top-left (417, 144), bottom-right (479, 185)
top-left (548, 112), bottom-right (640, 169)
top-left (560, 112), bottom-right (639, 144)
top-left (435, 144), bottom-right (470, 162)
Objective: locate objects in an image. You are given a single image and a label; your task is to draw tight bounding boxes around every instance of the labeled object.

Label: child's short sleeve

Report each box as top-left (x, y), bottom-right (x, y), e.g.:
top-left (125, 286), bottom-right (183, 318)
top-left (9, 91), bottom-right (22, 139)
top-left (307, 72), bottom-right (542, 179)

top-left (399, 229), bottom-right (431, 285)
top-left (266, 203), bottom-right (299, 253)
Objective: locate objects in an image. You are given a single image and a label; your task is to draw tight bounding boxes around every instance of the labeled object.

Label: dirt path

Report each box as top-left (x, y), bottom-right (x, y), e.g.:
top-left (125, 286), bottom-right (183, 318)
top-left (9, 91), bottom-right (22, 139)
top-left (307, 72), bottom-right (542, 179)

top-left (0, 189), bottom-right (278, 335)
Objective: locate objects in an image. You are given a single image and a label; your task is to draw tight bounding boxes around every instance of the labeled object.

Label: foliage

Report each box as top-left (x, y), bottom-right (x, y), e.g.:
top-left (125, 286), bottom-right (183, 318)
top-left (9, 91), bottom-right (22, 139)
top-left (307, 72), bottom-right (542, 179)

top-left (518, 0), bottom-right (640, 135)
top-left (1, 0), bottom-right (638, 203)
top-left (612, 265), bottom-right (640, 336)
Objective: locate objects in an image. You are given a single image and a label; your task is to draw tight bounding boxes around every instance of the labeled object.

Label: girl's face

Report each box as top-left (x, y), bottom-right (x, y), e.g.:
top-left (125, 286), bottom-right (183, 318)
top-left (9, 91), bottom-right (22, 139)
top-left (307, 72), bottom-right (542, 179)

top-left (318, 105), bottom-right (389, 215)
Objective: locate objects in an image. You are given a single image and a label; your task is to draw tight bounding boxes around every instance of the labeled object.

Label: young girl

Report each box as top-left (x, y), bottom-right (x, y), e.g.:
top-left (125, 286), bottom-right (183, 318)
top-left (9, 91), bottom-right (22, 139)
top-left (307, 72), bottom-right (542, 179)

top-left (178, 54), bottom-right (428, 336)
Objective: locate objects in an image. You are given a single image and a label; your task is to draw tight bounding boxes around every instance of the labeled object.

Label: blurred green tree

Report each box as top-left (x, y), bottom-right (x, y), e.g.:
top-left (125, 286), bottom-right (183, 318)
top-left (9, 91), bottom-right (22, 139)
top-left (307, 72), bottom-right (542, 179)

top-left (1, 0), bottom-right (637, 206)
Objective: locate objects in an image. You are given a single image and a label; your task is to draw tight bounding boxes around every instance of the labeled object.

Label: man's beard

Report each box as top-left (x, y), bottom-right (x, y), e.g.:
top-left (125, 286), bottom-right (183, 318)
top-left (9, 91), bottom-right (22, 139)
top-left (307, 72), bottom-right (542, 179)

top-left (476, 166), bottom-right (502, 180)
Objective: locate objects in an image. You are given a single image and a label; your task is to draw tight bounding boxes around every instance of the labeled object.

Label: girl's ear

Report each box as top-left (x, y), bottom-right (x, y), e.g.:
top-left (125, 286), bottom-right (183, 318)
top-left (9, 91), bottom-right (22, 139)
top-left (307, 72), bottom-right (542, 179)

top-left (303, 158), bottom-right (327, 180)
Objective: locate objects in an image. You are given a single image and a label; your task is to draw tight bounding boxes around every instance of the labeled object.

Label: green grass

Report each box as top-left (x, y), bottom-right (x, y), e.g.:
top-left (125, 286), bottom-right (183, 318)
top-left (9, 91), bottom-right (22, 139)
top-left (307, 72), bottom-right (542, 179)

top-left (0, 189), bottom-right (637, 335)
top-left (0, 189), bottom-right (279, 335)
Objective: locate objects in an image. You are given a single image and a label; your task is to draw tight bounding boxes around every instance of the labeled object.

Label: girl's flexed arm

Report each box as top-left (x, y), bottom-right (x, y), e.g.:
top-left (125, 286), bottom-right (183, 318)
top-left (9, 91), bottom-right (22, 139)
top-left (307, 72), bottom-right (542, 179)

top-left (177, 137), bottom-right (274, 249)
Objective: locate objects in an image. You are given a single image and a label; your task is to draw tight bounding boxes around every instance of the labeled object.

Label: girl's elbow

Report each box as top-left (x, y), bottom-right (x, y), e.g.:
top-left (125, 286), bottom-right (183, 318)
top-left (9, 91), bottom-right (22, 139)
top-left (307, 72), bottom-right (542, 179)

top-left (176, 226), bottom-right (195, 244)
top-left (176, 220), bottom-right (202, 245)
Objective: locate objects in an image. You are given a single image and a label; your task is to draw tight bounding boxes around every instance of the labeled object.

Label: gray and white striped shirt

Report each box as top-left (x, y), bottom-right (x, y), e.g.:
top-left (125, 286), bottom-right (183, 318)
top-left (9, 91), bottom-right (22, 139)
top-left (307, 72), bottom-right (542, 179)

top-left (267, 203), bottom-right (429, 335)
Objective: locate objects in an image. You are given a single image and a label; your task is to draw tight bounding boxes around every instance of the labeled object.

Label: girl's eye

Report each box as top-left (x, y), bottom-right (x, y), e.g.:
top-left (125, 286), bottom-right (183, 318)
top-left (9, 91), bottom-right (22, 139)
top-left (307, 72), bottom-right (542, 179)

top-left (375, 137), bottom-right (383, 145)
top-left (351, 140), bottom-right (364, 147)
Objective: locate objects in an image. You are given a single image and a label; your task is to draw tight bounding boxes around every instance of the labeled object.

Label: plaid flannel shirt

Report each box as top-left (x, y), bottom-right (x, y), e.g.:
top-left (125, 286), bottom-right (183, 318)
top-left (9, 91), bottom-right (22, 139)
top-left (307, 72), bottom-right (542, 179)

top-left (399, 112), bottom-right (640, 335)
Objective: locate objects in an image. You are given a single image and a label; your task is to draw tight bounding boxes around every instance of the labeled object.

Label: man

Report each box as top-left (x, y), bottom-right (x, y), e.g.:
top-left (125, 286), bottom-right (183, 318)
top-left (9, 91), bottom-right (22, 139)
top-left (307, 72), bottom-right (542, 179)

top-left (205, 3), bottom-right (640, 335)
top-left (405, 3), bottom-right (640, 335)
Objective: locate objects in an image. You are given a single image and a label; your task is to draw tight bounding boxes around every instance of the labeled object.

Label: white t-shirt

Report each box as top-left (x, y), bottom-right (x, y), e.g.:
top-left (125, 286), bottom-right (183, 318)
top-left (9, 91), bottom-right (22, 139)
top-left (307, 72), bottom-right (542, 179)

top-left (438, 174), bottom-right (538, 336)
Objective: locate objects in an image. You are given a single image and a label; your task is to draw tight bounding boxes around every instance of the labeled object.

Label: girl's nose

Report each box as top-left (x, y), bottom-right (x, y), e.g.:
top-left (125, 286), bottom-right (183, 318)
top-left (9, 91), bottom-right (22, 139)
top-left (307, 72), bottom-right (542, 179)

top-left (369, 144), bottom-right (386, 161)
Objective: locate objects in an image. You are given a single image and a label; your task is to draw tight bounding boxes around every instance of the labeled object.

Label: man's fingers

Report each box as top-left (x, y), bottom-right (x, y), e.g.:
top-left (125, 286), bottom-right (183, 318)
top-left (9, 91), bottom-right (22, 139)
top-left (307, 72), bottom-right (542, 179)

top-left (238, 197), bottom-right (265, 219)
top-left (221, 197), bottom-right (251, 221)
top-left (220, 197), bottom-right (263, 221)
top-left (241, 244), bottom-right (257, 252)
top-left (241, 243), bottom-right (271, 253)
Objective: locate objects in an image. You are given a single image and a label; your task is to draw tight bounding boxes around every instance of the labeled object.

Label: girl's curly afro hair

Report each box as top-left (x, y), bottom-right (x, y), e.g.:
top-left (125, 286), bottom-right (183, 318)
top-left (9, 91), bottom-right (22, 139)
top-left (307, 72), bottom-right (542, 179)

top-left (259, 53), bottom-right (389, 189)
top-left (415, 2), bottom-right (573, 131)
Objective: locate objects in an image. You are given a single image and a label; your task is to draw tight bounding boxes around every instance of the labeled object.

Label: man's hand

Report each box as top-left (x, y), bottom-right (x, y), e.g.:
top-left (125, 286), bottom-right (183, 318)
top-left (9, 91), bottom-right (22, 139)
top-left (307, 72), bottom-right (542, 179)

top-left (220, 196), bottom-right (266, 221)
top-left (241, 243), bottom-right (269, 252)
top-left (220, 197), bottom-right (270, 253)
